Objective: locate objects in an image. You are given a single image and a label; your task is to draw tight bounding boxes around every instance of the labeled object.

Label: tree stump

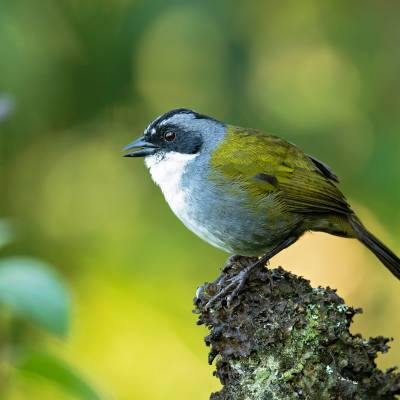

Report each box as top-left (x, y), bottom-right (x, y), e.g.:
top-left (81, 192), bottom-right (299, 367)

top-left (194, 258), bottom-right (400, 399)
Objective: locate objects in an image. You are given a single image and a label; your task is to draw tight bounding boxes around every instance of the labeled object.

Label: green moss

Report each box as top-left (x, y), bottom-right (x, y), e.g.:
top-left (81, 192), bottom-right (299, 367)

top-left (231, 356), bottom-right (283, 400)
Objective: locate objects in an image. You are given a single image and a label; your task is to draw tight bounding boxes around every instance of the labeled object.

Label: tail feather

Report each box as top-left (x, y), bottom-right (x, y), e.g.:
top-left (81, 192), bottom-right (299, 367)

top-left (349, 215), bottom-right (400, 279)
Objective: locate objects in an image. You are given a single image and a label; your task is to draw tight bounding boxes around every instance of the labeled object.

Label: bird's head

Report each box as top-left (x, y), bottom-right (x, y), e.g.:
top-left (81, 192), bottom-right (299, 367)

top-left (123, 108), bottom-right (224, 159)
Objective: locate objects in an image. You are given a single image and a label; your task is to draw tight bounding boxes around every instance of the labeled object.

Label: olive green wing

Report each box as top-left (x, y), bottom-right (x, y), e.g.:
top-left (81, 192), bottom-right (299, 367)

top-left (210, 126), bottom-right (350, 215)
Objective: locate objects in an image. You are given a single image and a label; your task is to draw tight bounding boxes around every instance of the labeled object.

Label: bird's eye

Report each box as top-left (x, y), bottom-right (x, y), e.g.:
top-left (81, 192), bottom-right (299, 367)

top-left (164, 131), bottom-right (176, 142)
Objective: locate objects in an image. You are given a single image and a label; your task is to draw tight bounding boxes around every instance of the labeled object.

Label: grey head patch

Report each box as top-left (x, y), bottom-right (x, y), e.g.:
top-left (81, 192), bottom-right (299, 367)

top-left (144, 108), bottom-right (218, 135)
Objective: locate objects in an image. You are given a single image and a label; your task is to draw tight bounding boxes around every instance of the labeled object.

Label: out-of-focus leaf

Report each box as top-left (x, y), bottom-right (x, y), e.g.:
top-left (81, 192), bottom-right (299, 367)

top-left (0, 257), bottom-right (70, 336)
top-left (18, 351), bottom-right (102, 400)
top-left (0, 219), bottom-right (14, 249)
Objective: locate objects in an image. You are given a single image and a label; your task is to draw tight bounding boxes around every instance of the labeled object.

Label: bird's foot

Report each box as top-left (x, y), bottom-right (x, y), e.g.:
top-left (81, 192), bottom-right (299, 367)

top-left (204, 256), bottom-right (265, 310)
top-left (221, 255), bottom-right (251, 273)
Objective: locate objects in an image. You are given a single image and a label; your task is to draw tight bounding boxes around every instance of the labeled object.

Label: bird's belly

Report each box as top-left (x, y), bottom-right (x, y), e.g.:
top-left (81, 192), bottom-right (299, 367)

top-left (167, 185), bottom-right (298, 256)
top-left (166, 188), bottom-right (233, 253)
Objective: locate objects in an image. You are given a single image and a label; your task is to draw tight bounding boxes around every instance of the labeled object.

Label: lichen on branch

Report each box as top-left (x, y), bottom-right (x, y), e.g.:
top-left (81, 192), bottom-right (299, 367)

top-left (194, 259), bottom-right (400, 399)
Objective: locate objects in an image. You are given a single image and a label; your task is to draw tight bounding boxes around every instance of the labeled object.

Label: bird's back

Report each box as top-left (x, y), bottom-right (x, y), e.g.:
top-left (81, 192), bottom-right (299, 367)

top-left (209, 126), bottom-right (356, 238)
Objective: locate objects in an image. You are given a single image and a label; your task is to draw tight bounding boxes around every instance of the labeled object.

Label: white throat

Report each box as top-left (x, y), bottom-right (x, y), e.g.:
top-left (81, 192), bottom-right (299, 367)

top-left (145, 151), bottom-right (198, 216)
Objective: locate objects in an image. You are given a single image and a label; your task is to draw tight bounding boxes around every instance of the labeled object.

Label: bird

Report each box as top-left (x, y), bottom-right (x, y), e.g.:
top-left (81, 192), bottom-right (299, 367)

top-left (123, 108), bottom-right (400, 305)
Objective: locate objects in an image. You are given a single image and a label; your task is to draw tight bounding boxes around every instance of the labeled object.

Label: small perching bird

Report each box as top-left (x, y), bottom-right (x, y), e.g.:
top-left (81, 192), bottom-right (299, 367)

top-left (124, 109), bottom-right (400, 304)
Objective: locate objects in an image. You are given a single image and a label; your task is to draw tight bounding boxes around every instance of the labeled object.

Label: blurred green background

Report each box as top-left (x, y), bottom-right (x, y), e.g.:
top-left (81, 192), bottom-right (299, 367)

top-left (1, 1), bottom-right (399, 398)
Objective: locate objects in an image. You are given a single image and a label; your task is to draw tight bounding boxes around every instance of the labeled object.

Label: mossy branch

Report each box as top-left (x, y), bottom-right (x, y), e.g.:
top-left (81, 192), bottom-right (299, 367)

top-left (194, 259), bottom-right (400, 399)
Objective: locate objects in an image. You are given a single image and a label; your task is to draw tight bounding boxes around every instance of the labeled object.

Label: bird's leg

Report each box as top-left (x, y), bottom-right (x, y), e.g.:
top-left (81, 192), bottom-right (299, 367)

top-left (222, 255), bottom-right (256, 272)
top-left (205, 236), bottom-right (298, 310)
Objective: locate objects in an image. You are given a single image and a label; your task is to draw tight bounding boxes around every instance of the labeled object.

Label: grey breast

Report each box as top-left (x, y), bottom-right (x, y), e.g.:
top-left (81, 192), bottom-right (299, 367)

top-left (180, 143), bottom-right (291, 256)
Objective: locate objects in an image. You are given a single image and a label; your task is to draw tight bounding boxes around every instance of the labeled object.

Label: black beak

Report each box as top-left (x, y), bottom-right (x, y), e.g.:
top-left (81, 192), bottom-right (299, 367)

top-left (123, 136), bottom-right (159, 157)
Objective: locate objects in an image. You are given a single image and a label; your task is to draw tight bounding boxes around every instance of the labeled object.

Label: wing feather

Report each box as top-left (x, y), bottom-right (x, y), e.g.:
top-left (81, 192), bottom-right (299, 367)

top-left (210, 127), bottom-right (351, 216)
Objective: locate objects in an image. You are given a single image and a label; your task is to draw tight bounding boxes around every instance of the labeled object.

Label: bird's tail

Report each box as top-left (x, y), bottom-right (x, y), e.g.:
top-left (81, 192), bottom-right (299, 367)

top-left (349, 214), bottom-right (400, 279)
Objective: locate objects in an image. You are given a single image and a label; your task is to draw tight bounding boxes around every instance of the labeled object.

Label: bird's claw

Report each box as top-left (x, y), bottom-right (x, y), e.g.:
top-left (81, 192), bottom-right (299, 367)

top-left (205, 260), bottom-right (262, 310)
top-left (204, 274), bottom-right (243, 310)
